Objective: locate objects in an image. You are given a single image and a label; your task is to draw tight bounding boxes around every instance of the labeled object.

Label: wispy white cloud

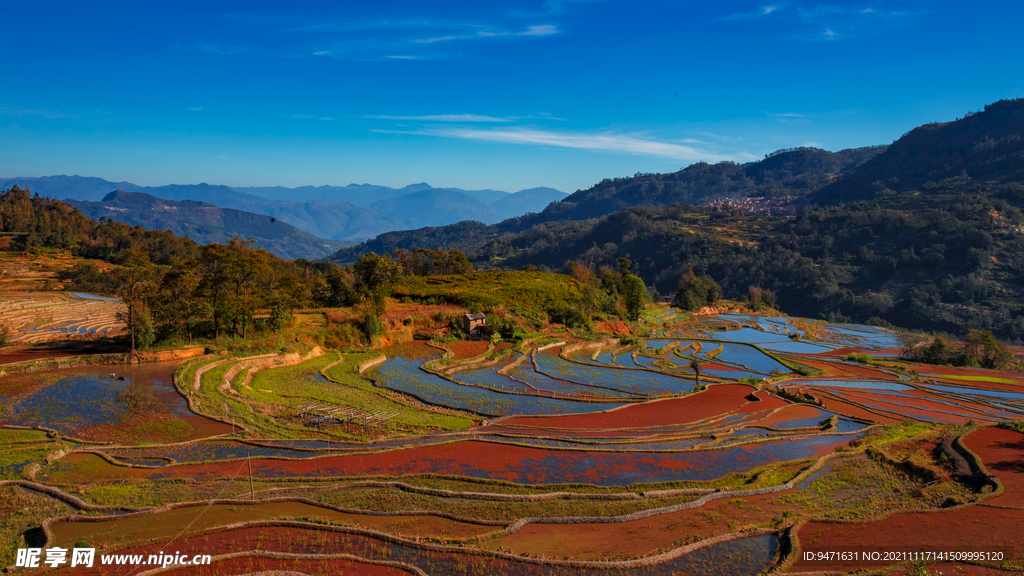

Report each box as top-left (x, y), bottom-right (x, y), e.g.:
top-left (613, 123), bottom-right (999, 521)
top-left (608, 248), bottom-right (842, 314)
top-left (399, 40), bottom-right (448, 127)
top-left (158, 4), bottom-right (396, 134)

top-left (794, 5), bottom-right (918, 40)
top-left (725, 4), bottom-right (786, 21)
top-left (725, 3), bottom-right (919, 40)
top-left (368, 113), bottom-right (512, 123)
top-left (292, 114), bottom-right (335, 121)
top-left (221, 7), bottom-right (592, 62)
top-left (189, 106), bottom-right (203, 112)
top-left (772, 112), bottom-right (804, 117)
top-left (415, 24), bottom-right (559, 44)
top-left (377, 126), bottom-right (731, 162)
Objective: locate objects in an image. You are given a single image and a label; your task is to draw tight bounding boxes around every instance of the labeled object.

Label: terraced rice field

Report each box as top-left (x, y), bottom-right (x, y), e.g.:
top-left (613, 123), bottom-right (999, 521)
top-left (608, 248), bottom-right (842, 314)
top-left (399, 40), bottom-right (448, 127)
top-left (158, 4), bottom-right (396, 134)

top-left (5, 309), bottom-right (1024, 574)
top-left (0, 291), bottom-right (122, 343)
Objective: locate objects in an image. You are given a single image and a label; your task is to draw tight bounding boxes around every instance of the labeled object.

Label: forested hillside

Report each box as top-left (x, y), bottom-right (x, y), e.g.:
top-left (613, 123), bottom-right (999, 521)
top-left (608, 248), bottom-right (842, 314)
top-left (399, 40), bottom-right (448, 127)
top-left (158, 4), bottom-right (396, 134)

top-left (533, 145), bottom-right (886, 222)
top-left (814, 98), bottom-right (1024, 203)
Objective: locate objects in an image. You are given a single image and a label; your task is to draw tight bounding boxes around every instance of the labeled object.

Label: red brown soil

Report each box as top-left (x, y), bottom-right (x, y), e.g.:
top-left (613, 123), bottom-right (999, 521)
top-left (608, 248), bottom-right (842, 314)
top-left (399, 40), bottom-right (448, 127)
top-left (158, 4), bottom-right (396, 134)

top-left (845, 396), bottom-right (965, 423)
top-left (51, 501), bottom-right (495, 552)
top-left (447, 340), bottom-right (490, 360)
top-left (73, 411), bottom-right (197, 444)
top-left (51, 527), bottom-right (414, 576)
top-left (64, 525), bottom-right (560, 576)
top-left (594, 321), bottom-right (632, 336)
top-left (827, 363), bottom-right (898, 379)
top-left (732, 390), bottom-right (789, 413)
top-left (700, 362), bottom-right (741, 371)
top-left (965, 426), bottom-right (1024, 507)
top-left (165, 557), bottom-right (408, 576)
top-left (755, 404), bottom-right (826, 427)
top-left (788, 358), bottom-right (854, 377)
top-left (491, 481), bottom-right (807, 560)
top-left (806, 347), bottom-right (871, 358)
top-left (492, 384), bottom-right (765, 430)
top-left (809, 390), bottom-right (901, 424)
top-left (838, 390), bottom-right (994, 424)
top-left (0, 341), bottom-right (127, 365)
top-left (899, 389), bottom-right (1006, 419)
top-left (45, 434), bottom-right (833, 485)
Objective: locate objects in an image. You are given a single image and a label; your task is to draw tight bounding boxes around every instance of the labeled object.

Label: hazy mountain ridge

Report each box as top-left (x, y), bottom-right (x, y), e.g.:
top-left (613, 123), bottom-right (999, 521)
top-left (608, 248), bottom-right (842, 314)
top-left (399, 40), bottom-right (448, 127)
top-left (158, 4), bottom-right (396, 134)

top-left (0, 177), bottom-right (566, 242)
top-left (66, 190), bottom-right (352, 261)
top-left (230, 182), bottom-right (511, 205)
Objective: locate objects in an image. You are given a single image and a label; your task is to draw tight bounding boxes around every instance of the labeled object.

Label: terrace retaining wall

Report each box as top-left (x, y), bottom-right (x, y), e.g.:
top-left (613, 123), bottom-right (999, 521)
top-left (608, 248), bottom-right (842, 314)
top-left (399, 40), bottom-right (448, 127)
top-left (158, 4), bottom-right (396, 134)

top-left (358, 355), bottom-right (388, 374)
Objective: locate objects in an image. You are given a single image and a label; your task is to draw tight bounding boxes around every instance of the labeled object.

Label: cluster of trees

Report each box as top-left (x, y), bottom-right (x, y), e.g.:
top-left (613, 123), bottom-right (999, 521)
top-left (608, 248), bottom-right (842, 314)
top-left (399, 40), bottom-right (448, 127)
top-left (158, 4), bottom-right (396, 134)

top-left (674, 265), bottom-right (722, 312)
top-left (67, 238), bottom-right (354, 351)
top-left (903, 330), bottom-right (1014, 369)
top-left (393, 248), bottom-right (472, 277)
top-left (553, 257), bottom-right (647, 327)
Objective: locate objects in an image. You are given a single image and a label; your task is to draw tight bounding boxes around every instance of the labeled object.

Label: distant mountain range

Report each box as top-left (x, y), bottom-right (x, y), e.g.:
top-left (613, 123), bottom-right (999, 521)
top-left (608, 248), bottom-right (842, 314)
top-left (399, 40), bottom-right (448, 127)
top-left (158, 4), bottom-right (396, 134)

top-left (66, 191), bottom-right (352, 261)
top-left (0, 176), bottom-right (566, 244)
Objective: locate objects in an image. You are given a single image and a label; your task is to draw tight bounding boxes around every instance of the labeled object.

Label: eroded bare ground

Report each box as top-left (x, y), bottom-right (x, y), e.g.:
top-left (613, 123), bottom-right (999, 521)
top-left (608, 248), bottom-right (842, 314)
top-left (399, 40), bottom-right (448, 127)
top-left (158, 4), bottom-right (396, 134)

top-left (4, 309), bottom-right (1024, 575)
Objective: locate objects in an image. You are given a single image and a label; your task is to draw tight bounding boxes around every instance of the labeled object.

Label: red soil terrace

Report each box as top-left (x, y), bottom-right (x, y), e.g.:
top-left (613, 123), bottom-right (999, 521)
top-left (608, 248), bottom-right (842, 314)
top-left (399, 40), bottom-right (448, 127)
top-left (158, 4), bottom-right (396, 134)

top-left (492, 384), bottom-right (779, 430)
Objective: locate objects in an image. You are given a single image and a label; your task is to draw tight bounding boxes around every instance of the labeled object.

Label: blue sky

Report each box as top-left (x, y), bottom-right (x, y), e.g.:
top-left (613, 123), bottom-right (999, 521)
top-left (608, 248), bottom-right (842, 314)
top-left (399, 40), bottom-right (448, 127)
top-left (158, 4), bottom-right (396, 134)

top-left (2, 1), bottom-right (1022, 193)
